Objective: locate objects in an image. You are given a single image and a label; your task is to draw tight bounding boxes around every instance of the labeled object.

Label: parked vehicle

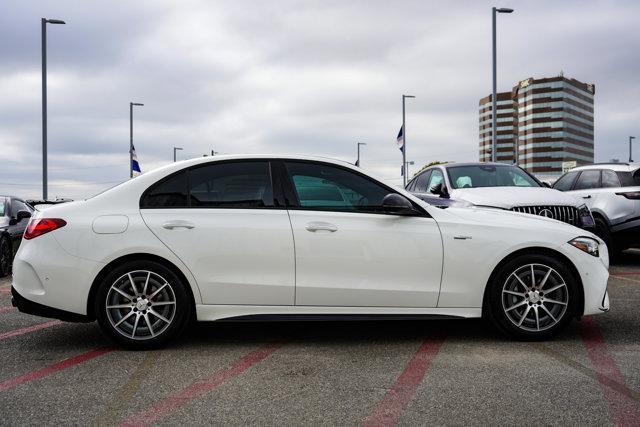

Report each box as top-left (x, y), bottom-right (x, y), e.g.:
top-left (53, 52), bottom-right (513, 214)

top-left (12, 155), bottom-right (609, 348)
top-left (407, 162), bottom-right (595, 230)
top-left (553, 163), bottom-right (640, 257)
top-left (0, 196), bottom-right (33, 277)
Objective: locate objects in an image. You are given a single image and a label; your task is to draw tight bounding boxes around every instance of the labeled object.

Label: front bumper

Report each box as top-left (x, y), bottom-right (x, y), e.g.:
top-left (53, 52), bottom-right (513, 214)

top-left (11, 287), bottom-right (91, 322)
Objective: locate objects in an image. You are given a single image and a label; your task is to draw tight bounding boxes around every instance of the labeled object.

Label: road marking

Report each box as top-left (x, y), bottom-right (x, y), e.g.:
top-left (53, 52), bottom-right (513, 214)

top-left (610, 271), bottom-right (640, 276)
top-left (119, 343), bottom-right (283, 427)
top-left (95, 351), bottom-right (161, 426)
top-left (0, 320), bottom-right (62, 340)
top-left (0, 347), bottom-right (114, 392)
top-left (578, 316), bottom-right (640, 426)
top-left (362, 335), bottom-right (446, 427)
top-left (0, 306), bottom-right (16, 313)
top-left (611, 275), bottom-right (640, 285)
top-left (0, 288), bottom-right (11, 295)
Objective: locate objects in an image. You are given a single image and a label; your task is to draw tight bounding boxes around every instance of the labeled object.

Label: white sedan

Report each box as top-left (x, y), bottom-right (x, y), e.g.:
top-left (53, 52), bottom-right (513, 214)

top-left (11, 155), bottom-right (610, 348)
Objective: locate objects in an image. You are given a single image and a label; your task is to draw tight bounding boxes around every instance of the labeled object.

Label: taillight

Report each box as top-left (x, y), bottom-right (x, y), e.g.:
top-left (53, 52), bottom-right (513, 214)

top-left (615, 191), bottom-right (640, 200)
top-left (24, 218), bottom-right (67, 240)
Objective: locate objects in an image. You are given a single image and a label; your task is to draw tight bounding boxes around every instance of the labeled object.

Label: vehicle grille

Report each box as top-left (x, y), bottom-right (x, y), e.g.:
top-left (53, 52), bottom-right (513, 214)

top-left (510, 206), bottom-right (581, 226)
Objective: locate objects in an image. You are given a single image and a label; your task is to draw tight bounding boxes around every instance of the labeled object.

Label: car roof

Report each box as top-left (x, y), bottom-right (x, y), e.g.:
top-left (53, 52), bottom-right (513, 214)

top-left (571, 163), bottom-right (640, 173)
top-left (426, 162), bottom-right (518, 169)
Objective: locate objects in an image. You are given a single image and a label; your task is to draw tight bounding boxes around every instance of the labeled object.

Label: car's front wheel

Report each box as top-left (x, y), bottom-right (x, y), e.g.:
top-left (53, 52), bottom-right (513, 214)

top-left (485, 254), bottom-right (578, 340)
top-left (95, 260), bottom-right (192, 349)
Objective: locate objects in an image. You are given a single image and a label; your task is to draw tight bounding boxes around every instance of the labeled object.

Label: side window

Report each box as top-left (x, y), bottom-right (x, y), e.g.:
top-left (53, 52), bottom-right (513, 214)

top-left (553, 171), bottom-right (579, 191)
top-left (601, 169), bottom-right (621, 188)
top-left (141, 171), bottom-right (188, 208)
top-left (284, 161), bottom-right (391, 213)
top-left (413, 171), bottom-right (432, 193)
top-left (573, 170), bottom-right (601, 190)
top-left (11, 200), bottom-right (29, 218)
top-left (427, 170), bottom-right (444, 192)
top-left (188, 162), bottom-right (273, 208)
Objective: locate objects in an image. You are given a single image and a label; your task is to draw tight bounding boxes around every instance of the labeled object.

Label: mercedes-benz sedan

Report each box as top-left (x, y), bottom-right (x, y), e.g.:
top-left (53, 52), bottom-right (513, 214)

top-left (12, 155), bottom-right (609, 348)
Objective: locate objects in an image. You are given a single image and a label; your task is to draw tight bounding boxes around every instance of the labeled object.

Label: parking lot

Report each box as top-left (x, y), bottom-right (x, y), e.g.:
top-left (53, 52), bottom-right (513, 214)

top-left (0, 254), bottom-right (638, 426)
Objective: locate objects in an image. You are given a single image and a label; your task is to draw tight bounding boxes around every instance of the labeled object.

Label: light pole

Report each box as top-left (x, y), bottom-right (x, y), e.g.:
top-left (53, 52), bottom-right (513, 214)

top-left (173, 147), bottom-right (183, 162)
top-left (629, 136), bottom-right (636, 162)
top-left (356, 142), bottom-right (366, 167)
top-left (129, 102), bottom-right (144, 178)
top-left (41, 18), bottom-right (65, 200)
top-left (491, 7), bottom-right (514, 162)
top-left (402, 94), bottom-right (415, 187)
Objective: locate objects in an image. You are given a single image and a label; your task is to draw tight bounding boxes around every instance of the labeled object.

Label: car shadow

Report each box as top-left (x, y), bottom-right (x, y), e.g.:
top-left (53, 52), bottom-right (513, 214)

top-left (614, 249), bottom-right (640, 266)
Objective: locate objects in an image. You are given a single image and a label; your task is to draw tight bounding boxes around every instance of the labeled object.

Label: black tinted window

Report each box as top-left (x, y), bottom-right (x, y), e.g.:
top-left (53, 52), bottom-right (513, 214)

top-left (141, 171), bottom-right (188, 208)
top-left (285, 161), bottom-right (390, 213)
top-left (188, 162), bottom-right (273, 208)
top-left (553, 171), bottom-right (579, 191)
top-left (11, 199), bottom-right (29, 216)
top-left (413, 171), bottom-right (432, 193)
top-left (574, 170), bottom-right (601, 190)
top-left (601, 170), bottom-right (621, 188)
top-left (617, 170), bottom-right (640, 187)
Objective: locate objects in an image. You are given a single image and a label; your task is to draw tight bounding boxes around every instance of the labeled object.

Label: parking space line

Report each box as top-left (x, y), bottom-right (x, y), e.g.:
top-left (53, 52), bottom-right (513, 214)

top-left (119, 343), bottom-right (283, 427)
top-left (611, 275), bottom-right (640, 284)
top-left (0, 320), bottom-right (62, 340)
top-left (578, 316), bottom-right (640, 426)
top-left (609, 271), bottom-right (640, 276)
top-left (0, 347), bottom-right (115, 392)
top-left (362, 335), bottom-right (446, 427)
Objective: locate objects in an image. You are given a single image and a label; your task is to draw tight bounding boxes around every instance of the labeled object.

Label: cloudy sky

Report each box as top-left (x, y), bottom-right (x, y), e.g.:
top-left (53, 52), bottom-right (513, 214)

top-left (1, 0), bottom-right (639, 199)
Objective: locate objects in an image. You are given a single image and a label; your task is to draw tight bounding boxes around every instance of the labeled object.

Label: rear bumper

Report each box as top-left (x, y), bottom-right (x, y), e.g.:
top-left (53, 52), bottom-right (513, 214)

top-left (11, 287), bottom-right (91, 322)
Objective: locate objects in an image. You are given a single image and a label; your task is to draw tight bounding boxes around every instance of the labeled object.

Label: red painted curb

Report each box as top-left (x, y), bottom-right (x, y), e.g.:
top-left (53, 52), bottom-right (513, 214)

top-left (363, 336), bottom-right (446, 427)
top-left (578, 316), bottom-right (640, 426)
top-left (119, 343), bottom-right (283, 427)
top-left (0, 347), bottom-right (115, 391)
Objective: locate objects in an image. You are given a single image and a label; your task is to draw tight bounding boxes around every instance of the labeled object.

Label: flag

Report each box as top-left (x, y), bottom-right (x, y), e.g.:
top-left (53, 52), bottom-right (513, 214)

top-left (131, 144), bottom-right (142, 176)
top-left (396, 125), bottom-right (404, 153)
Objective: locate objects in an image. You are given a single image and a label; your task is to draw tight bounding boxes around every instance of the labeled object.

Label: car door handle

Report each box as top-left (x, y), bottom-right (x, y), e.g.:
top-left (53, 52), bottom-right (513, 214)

top-left (582, 195), bottom-right (592, 199)
top-left (305, 221), bottom-right (338, 232)
top-left (162, 220), bottom-right (195, 230)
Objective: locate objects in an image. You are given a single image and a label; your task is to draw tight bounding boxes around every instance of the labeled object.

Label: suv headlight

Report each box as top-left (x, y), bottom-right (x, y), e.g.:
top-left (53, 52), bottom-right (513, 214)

top-left (568, 236), bottom-right (599, 257)
top-left (578, 204), bottom-right (595, 228)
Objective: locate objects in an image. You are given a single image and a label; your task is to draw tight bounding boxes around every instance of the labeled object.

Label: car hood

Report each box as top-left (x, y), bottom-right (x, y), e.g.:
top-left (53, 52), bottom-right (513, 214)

top-left (450, 187), bottom-right (582, 209)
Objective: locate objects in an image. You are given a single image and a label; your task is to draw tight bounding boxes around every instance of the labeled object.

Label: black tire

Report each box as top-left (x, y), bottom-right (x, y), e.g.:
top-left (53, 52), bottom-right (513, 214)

top-left (0, 236), bottom-right (11, 278)
top-left (94, 260), bottom-right (192, 349)
top-left (594, 217), bottom-right (620, 263)
top-left (485, 254), bottom-right (578, 340)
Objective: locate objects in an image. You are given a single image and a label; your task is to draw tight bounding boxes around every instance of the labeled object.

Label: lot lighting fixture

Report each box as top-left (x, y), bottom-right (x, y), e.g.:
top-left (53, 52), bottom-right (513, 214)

top-left (173, 147), bottom-right (183, 162)
top-left (491, 7), bottom-right (514, 162)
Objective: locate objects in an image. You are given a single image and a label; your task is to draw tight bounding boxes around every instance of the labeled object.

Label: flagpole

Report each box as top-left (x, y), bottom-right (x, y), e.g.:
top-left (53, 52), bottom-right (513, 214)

top-left (401, 94), bottom-right (415, 187)
top-left (129, 102), bottom-right (143, 178)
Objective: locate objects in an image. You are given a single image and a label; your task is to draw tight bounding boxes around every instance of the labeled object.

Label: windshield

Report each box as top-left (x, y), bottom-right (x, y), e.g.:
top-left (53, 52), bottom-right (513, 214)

top-left (447, 165), bottom-right (540, 189)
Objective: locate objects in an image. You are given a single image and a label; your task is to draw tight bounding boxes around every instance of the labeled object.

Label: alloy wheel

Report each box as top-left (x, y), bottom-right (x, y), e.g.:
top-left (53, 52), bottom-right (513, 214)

top-left (501, 263), bottom-right (569, 332)
top-left (105, 270), bottom-right (177, 340)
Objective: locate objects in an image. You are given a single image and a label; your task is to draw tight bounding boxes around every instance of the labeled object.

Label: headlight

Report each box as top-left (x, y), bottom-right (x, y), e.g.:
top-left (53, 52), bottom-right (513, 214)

top-left (568, 237), bottom-right (599, 257)
top-left (578, 204), bottom-right (595, 228)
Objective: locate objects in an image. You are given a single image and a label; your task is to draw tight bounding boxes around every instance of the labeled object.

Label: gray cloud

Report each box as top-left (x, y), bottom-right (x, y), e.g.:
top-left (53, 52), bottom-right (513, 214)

top-left (0, 0), bottom-right (639, 199)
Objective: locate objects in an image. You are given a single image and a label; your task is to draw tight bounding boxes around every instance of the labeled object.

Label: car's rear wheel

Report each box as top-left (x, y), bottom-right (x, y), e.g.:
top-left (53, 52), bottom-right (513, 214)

top-left (486, 254), bottom-right (578, 340)
top-left (0, 236), bottom-right (11, 278)
top-left (95, 260), bottom-right (192, 349)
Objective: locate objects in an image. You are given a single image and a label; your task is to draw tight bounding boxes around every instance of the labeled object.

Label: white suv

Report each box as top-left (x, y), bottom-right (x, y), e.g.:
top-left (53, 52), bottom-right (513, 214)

top-left (553, 163), bottom-right (640, 256)
top-left (407, 163), bottom-right (595, 231)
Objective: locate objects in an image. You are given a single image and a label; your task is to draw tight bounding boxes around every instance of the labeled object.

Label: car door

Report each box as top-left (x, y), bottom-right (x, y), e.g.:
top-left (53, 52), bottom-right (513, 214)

top-left (281, 160), bottom-right (443, 308)
top-left (140, 160), bottom-right (295, 306)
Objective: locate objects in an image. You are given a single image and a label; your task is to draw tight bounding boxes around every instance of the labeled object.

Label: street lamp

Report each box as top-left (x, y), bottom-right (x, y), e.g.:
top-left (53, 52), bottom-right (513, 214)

top-left (402, 94), bottom-right (416, 187)
top-left (41, 17), bottom-right (66, 200)
top-left (629, 136), bottom-right (636, 162)
top-left (491, 7), bottom-right (514, 163)
top-left (129, 102), bottom-right (144, 178)
top-left (356, 142), bottom-right (367, 167)
top-left (173, 147), bottom-right (183, 162)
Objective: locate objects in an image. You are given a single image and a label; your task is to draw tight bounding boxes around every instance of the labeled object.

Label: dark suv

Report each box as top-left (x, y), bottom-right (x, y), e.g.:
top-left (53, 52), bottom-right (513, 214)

top-left (0, 196), bottom-right (33, 277)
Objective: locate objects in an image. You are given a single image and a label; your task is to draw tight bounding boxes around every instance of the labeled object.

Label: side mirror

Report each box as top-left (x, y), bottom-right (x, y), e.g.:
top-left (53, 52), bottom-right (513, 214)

top-left (429, 182), bottom-right (450, 199)
top-left (16, 210), bottom-right (32, 222)
top-left (381, 193), bottom-right (416, 215)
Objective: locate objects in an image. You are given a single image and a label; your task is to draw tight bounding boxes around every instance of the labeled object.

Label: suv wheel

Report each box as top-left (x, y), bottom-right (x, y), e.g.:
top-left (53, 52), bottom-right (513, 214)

top-left (486, 254), bottom-right (577, 340)
top-left (95, 260), bottom-right (192, 349)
